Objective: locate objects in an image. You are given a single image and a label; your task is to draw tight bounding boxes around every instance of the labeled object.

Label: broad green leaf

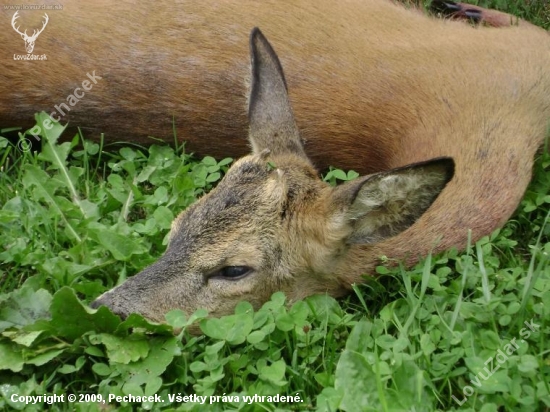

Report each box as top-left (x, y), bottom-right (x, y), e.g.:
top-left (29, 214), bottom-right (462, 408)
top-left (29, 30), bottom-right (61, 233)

top-left (47, 287), bottom-right (121, 340)
top-left (335, 350), bottom-right (380, 411)
top-left (0, 287), bottom-right (52, 332)
top-left (85, 346), bottom-right (105, 357)
top-left (153, 206), bottom-right (174, 229)
top-left (476, 370), bottom-right (511, 393)
top-left (206, 172), bottom-right (221, 182)
top-left (11, 331), bottom-right (43, 347)
top-left (145, 376), bottom-right (162, 396)
top-left (201, 310), bottom-right (253, 345)
top-left (165, 309), bottom-right (187, 329)
top-left (259, 359), bottom-right (287, 386)
top-left (89, 334), bottom-right (149, 364)
top-left (117, 337), bottom-right (178, 386)
top-left (0, 343), bottom-right (24, 372)
top-left (247, 330), bottom-right (266, 344)
top-left (316, 387), bottom-right (344, 412)
top-left (201, 156), bottom-right (218, 167)
top-left (480, 404), bottom-right (499, 412)
top-left (26, 349), bottom-right (65, 366)
top-left (21, 164), bottom-right (81, 241)
top-left (518, 354), bottom-right (538, 374)
top-left (225, 312), bottom-right (253, 345)
top-left (218, 157), bottom-right (233, 167)
top-left (345, 319), bottom-right (372, 352)
top-left (375, 334), bottom-right (397, 350)
top-left (202, 308), bottom-right (236, 340)
top-left (389, 360), bottom-right (434, 408)
top-left (144, 186), bottom-right (169, 206)
top-left (200, 317), bottom-right (232, 341)
top-left (38, 141), bottom-right (72, 170)
top-left (275, 312), bottom-right (294, 332)
top-left (114, 313), bottom-right (174, 335)
top-left (421, 333), bottom-right (436, 356)
top-left (34, 111), bottom-right (66, 145)
top-left (119, 147), bottom-right (137, 161)
top-left (122, 381), bottom-right (144, 397)
top-left (263, 291), bottom-right (286, 310)
top-left (190, 361), bottom-right (207, 373)
top-left (92, 362), bottom-right (112, 376)
top-left (88, 229), bottom-right (147, 261)
top-left (199, 336), bottom-right (223, 353)
top-left (306, 294), bottom-right (343, 324)
top-left (289, 300), bottom-right (310, 324)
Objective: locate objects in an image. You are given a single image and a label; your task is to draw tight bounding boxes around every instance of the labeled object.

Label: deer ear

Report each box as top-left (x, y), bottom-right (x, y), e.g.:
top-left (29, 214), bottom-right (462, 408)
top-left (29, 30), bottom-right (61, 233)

top-left (329, 158), bottom-right (455, 245)
top-left (248, 28), bottom-right (307, 159)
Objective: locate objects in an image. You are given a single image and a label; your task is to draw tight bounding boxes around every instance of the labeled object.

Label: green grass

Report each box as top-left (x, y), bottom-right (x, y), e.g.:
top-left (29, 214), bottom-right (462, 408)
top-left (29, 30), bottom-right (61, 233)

top-left (0, 111), bottom-right (548, 411)
top-left (1, 3), bottom-right (550, 410)
top-left (471, 0), bottom-right (550, 29)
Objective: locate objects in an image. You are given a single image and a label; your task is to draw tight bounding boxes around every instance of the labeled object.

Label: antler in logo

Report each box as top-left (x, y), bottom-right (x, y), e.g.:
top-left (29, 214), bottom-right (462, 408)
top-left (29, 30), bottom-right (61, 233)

top-left (11, 11), bottom-right (49, 54)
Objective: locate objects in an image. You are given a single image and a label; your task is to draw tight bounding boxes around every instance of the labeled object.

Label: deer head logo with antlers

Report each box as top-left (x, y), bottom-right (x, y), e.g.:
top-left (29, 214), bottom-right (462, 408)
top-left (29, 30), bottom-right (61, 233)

top-left (11, 11), bottom-right (49, 54)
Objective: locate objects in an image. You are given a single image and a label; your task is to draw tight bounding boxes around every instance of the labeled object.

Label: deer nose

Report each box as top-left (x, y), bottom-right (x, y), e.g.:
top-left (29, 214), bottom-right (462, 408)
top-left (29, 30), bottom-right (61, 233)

top-left (89, 296), bottom-right (104, 309)
top-left (90, 295), bottom-right (129, 320)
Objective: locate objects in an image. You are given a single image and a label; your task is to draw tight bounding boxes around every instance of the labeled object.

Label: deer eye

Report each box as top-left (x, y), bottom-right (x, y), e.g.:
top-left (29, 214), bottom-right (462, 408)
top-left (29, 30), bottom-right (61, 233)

top-left (211, 266), bottom-right (252, 280)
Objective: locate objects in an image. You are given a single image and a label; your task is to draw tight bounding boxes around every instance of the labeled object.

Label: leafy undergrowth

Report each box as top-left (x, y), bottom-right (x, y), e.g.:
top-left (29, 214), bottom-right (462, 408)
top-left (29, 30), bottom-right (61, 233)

top-left (1, 114), bottom-right (549, 412)
top-left (473, 0), bottom-right (550, 30)
top-left (420, 0), bottom-right (550, 30)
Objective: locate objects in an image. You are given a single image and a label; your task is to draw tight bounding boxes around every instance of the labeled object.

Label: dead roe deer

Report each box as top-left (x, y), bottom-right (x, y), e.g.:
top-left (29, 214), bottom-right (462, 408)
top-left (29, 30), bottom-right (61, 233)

top-left (91, 28), bottom-right (455, 319)
top-left (3, 0), bottom-right (548, 320)
top-left (90, 1), bottom-right (550, 321)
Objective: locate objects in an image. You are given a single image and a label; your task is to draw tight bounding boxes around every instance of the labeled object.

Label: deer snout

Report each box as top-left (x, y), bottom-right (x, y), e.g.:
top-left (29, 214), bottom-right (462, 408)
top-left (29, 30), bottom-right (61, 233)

top-left (89, 261), bottom-right (182, 322)
top-left (90, 292), bottom-right (131, 320)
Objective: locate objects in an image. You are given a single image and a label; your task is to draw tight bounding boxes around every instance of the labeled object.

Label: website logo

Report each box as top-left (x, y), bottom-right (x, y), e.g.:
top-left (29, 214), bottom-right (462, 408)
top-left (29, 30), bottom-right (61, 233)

top-left (11, 11), bottom-right (48, 54)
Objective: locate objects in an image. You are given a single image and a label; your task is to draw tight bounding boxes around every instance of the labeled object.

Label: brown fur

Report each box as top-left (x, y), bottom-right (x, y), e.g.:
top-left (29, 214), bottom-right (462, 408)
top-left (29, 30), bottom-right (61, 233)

top-left (2, 0), bottom-right (549, 320)
top-left (2, 0), bottom-right (548, 171)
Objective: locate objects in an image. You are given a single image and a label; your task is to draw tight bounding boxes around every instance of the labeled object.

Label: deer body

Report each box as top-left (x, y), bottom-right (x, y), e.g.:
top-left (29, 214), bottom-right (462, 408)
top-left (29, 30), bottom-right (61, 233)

top-left (2, 1), bottom-right (548, 171)
top-left (2, 1), bottom-right (549, 320)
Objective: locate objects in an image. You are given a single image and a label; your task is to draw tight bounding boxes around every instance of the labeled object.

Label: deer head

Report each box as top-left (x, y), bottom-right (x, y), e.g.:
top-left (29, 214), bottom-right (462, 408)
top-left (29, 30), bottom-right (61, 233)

top-left (12, 11), bottom-right (49, 54)
top-left (91, 28), bottom-right (454, 322)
